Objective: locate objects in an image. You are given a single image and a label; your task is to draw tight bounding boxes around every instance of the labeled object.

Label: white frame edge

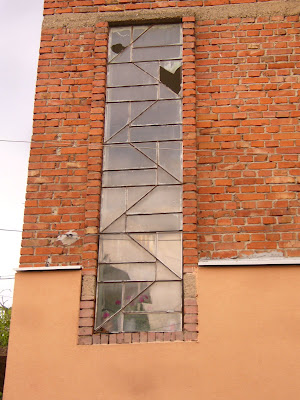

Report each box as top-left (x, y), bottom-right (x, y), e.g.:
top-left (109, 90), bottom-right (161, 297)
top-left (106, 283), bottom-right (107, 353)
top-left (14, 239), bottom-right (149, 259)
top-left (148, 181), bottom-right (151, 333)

top-left (14, 266), bottom-right (82, 272)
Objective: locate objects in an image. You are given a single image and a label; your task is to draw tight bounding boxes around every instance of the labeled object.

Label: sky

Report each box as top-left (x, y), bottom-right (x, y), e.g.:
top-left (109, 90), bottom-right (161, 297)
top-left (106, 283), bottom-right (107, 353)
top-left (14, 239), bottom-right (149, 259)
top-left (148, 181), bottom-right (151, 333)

top-left (0, 0), bottom-right (44, 306)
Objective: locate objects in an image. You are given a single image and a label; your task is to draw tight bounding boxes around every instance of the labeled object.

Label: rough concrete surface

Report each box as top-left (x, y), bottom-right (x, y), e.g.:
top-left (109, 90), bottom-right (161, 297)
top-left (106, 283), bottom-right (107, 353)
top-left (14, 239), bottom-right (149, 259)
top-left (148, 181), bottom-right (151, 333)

top-left (43, 1), bottom-right (300, 29)
top-left (81, 275), bottom-right (96, 301)
top-left (183, 273), bottom-right (197, 298)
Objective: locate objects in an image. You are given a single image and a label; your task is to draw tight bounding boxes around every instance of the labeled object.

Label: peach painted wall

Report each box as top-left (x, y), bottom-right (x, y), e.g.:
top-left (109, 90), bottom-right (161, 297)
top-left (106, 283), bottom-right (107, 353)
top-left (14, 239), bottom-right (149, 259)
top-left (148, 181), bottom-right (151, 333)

top-left (4, 267), bottom-right (300, 400)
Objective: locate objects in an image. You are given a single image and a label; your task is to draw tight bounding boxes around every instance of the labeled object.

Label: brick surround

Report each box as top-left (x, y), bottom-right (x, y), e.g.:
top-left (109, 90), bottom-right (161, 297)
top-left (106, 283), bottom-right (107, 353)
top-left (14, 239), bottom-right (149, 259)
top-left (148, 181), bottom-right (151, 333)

top-left (21, 0), bottom-right (300, 344)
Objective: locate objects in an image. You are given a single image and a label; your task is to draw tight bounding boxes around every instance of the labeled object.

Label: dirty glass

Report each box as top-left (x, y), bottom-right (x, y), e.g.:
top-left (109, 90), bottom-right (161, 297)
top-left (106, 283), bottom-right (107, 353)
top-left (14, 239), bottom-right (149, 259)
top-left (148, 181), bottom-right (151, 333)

top-left (96, 24), bottom-right (183, 333)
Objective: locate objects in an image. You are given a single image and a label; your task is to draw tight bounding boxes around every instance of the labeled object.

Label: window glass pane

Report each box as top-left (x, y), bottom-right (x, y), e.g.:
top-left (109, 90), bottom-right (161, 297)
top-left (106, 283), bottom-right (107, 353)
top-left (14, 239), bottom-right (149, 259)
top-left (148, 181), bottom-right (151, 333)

top-left (96, 24), bottom-right (183, 333)
top-left (123, 312), bottom-right (182, 332)
top-left (133, 24), bottom-right (182, 47)
top-left (99, 263), bottom-right (156, 282)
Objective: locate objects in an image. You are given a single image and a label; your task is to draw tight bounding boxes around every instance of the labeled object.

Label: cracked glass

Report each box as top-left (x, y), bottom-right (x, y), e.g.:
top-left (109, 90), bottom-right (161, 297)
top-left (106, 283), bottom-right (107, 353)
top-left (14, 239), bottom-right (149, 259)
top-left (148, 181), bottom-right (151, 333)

top-left (96, 24), bottom-right (183, 333)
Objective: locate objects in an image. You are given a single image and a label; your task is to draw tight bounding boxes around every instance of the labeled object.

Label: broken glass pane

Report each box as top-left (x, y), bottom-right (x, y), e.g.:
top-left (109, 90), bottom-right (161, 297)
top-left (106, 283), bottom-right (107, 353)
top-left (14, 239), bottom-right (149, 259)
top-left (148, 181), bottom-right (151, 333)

top-left (160, 62), bottom-right (182, 95)
top-left (110, 46), bottom-right (131, 64)
top-left (96, 24), bottom-right (184, 333)
top-left (108, 27), bottom-right (131, 62)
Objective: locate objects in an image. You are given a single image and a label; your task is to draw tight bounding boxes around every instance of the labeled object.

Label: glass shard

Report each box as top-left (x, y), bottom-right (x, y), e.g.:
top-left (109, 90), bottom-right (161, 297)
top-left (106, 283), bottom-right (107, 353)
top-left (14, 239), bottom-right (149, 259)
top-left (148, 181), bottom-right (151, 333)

top-left (96, 24), bottom-right (183, 333)
top-left (160, 66), bottom-right (182, 94)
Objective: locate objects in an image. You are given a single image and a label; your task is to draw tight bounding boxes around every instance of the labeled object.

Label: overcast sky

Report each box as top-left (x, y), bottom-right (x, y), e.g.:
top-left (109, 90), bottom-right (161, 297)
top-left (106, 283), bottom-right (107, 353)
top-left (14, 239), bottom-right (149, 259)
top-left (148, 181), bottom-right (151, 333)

top-left (0, 0), bottom-right (44, 306)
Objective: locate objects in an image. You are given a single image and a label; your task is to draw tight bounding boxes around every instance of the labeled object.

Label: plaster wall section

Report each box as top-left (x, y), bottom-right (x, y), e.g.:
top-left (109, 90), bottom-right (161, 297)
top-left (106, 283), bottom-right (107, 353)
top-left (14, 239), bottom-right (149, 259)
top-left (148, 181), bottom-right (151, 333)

top-left (4, 267), bottom-right (300, 400)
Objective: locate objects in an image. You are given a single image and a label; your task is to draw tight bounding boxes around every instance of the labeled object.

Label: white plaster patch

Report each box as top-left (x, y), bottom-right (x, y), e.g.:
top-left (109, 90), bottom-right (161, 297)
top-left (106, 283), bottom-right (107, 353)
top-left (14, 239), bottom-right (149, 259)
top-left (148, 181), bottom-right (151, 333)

top-left (57, 230), bottom-right (79, 246)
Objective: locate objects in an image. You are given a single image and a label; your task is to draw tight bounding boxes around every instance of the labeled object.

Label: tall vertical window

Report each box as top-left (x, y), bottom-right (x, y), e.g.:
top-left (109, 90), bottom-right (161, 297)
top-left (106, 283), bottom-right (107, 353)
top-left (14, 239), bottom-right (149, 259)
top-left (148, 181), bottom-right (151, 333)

top-left (95, 24), bottom-right (183, 333)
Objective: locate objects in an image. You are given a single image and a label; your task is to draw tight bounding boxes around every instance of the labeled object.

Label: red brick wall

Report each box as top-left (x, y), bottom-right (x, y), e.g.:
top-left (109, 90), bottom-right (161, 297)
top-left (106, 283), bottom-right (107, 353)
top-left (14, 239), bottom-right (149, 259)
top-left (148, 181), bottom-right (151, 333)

top-left (196, 15), bottom-right (300, 259)
top-left (20, 1), bottom-right (300, 344)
